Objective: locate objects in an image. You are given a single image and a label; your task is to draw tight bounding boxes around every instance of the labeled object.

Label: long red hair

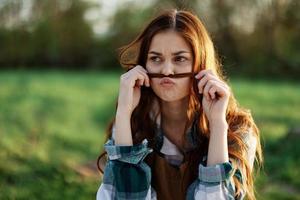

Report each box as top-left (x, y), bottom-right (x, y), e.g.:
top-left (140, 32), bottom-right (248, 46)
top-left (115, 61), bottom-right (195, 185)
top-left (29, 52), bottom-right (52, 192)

top-left (97, 9), bottom-right (263, 200)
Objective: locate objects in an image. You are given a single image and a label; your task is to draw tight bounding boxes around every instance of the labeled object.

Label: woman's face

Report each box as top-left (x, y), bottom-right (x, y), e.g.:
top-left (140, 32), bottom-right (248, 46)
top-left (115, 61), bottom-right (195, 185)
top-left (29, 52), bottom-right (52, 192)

top-left (146, 30), bottom-right (194, 102)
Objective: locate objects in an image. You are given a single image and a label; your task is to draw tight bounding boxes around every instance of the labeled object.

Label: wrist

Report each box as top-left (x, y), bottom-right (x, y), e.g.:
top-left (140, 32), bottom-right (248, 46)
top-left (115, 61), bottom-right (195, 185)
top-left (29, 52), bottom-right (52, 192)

top-left (210, 118), bottom-right (228, 127)
top-left (116, 107), bottom-right (132, 118)
top-left (209, 120), bottom-right (228, 135)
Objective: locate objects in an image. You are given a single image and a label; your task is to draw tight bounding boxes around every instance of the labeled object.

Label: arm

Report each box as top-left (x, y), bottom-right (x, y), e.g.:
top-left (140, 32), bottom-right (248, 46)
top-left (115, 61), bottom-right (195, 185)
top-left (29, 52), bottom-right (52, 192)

top-left (96, 122), bottom-right (156, 200)
top-left (114, 109), bottom-right (133, 146)
top-left (187, 127), bottom-right (257, 200)
top-left (206, 119), bottom-right (229, 166)
top-left (187, 120), bottom-right (235, 200)
top-left (97, 65), bottom-right (155, 199)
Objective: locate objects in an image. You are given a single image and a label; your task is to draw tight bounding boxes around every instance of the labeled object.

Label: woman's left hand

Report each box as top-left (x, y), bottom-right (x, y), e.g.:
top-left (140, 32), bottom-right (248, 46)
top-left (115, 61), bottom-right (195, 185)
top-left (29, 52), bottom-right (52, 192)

top-left (195, 69), bottom-right (230, 124)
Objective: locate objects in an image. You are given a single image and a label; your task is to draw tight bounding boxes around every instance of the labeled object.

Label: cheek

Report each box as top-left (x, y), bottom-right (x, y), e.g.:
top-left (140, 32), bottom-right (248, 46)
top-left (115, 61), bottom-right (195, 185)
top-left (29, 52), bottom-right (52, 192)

top-left (149, 79), bottom-right (159, 91)
top-left (145, 61), bottom-right (150, 71)
top-left (180, 79), bottom-right (192, 93)
top-left (150, 79), bottom-right (159, 85)
top-left (147, 65), bottom-right (161, 73)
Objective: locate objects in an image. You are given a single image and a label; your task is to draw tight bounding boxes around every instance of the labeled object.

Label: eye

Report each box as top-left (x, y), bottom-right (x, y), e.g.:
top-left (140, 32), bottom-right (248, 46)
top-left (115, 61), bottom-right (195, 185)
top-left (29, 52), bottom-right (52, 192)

top-left (149, 56), bottom-right (162, 63)
top-left (174, 56), bottom-right (187, 62)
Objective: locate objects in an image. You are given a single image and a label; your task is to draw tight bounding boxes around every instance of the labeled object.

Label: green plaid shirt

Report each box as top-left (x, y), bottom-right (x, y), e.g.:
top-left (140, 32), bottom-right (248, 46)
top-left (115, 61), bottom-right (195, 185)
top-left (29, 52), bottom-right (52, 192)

top-left (96, 115), bottom-right (254, 199)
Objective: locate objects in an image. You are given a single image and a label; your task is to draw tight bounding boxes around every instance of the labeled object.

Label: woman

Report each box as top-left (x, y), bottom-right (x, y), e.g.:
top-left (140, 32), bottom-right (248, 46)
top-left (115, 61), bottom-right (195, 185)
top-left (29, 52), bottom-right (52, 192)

top-left (96, 9), bottom-right (262, 200)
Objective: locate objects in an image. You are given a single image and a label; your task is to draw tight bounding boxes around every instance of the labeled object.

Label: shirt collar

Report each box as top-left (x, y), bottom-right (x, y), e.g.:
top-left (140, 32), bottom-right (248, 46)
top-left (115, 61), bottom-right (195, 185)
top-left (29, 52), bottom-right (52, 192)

top-left (151, 111), bottom-right (200, 156)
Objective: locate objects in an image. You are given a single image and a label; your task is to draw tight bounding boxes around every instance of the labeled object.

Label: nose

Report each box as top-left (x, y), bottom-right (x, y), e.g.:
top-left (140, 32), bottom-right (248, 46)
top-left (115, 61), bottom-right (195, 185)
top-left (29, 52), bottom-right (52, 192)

top-left (161, 61), bottom-right (174, 76)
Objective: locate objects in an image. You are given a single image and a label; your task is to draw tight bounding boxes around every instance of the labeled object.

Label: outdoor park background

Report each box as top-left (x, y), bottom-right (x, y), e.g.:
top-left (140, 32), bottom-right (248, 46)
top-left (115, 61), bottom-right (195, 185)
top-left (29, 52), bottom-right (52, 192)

top-left (0, 0), bottom-right (299, 199)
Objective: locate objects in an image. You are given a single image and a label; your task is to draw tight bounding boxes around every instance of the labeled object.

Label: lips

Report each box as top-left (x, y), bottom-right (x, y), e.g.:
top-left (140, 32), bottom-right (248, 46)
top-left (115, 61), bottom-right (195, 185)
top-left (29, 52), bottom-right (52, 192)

top-left (160, 78), bottom-right (175, 85)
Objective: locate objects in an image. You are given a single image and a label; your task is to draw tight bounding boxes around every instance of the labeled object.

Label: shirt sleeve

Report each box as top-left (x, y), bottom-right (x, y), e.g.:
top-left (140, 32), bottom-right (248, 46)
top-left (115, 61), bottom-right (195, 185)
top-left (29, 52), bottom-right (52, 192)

top-left (187, 128), bottom-right (257, 200)
top-left (97, 126), bottom-right (257, 200)
top-left (186, 162), bottom-right (238, 200)
top-left (96, 138), bottom-right (157, 200)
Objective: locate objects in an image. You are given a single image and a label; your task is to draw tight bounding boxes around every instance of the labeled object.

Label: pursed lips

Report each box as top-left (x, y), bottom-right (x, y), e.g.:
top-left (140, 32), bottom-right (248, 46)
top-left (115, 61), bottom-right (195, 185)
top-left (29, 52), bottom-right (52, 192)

top-left (160, 78), bottom-right (175, 86)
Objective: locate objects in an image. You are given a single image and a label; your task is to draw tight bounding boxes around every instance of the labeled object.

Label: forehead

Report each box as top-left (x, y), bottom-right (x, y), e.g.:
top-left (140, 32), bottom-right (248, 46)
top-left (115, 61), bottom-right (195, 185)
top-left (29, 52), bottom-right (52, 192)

top-left (148, 30), bottom-right (191, 53)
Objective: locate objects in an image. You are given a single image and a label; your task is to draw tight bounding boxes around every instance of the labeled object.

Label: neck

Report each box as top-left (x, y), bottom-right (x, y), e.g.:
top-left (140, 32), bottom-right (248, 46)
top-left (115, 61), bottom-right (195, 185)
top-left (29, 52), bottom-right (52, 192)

top-left (160, 96), bottom-right (189, 127)
top-left (159, 96), bottom-right (189, 150)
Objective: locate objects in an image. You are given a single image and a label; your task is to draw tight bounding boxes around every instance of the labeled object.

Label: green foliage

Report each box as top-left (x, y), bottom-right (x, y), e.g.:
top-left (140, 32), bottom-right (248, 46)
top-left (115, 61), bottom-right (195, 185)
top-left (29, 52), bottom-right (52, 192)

top-left (230, 78), bottom-right (300, 199)
top-left (0, 71), bottom-right (299, 199)
top-left (0, 0), bottom-right (300, 77)
top-left (0, 0), bottom-right (94, 68)
top-left (0, 70), bottom-right (119, 199)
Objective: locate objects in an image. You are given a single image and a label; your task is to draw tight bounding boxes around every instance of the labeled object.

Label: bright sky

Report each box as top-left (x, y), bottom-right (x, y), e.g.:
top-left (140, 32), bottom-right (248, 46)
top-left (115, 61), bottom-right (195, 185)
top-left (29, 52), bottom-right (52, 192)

top-left (0, 0), bottom-right (152, 35)
top-left (83, 0), bottom-right (119, 35)
top-left (1, 0), bottom-right (276, 35)
top-left (84, 0), bottom-right (153, 36)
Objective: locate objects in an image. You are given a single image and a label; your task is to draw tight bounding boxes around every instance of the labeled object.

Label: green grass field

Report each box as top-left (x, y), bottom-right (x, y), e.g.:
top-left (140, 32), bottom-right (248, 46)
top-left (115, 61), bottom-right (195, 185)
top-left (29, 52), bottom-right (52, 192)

top-left (0, 71), bottom-right (299, 199)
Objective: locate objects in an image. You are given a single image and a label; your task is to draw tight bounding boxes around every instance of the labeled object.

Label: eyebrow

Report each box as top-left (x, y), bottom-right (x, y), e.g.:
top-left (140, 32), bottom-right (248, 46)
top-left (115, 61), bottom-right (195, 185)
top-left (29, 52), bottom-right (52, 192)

top-left (148, 50), bottom-right (190, 56)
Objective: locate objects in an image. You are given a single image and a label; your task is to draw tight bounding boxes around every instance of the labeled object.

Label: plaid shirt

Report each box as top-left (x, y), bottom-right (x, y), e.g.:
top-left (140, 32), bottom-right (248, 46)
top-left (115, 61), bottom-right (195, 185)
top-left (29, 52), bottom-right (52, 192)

top-left (97, 113), bottom-right (255, 200)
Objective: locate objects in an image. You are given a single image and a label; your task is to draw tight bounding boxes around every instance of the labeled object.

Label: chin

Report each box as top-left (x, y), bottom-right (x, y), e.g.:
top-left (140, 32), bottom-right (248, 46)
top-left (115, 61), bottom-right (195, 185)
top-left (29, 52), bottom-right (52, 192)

top-left (152, 85), bottom-right (189, 102)
top-left (157, 93), bottom-right (188, 102)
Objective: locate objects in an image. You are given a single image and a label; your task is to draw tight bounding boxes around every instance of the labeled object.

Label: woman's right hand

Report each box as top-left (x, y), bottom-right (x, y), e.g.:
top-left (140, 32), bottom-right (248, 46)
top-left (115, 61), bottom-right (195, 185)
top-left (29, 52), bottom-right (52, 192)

top-left (117, 65), bottom-right (150, 116)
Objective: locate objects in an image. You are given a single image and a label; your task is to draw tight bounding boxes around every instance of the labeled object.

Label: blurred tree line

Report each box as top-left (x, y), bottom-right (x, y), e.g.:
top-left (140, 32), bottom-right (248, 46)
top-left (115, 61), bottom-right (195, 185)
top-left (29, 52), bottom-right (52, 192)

top-left (0, 0), bottom-right (299, 77)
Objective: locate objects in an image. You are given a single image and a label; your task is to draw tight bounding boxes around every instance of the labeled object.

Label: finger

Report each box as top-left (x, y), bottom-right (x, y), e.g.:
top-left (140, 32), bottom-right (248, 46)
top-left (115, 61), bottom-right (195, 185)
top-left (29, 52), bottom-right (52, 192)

top-left (135, 65), bottom-right (149, 75)
top-left (137, 79), bottom-right (144, 87)
top-left (133, 75), bottom-right (144, 87)
top-left (198, 73), bottom-right (226, 93)
top-left (129, 68), bottom-right (146, 86)
top-left (203, 79), bottom-right (215, 101)
top-left (210, 83), bottom-right (228, 99)
top-left (197, 73), bottom-right (216, 93)
top-left (197, 75), bottom-right (208, 94)
top-left (195, 69), bottom-right (214, 79)
top-left (134, 66), bottom-right (150, 87)
top-left (130, 72), bottom-right (146, 88)
top-left (121, 68), bottom-right (147, 88)
top-left (137, 69), bottom-right (150, 87)
top-left (217, 84), bottom-right (229, 97)
top-left (209, 86), bottom-right (217, 99)
top-left (196, 70), bottom-right (221, 83)
top-left (195, 69), bottom-right (224, 86)
top-left (136, 70), bottom-right (150, 87)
